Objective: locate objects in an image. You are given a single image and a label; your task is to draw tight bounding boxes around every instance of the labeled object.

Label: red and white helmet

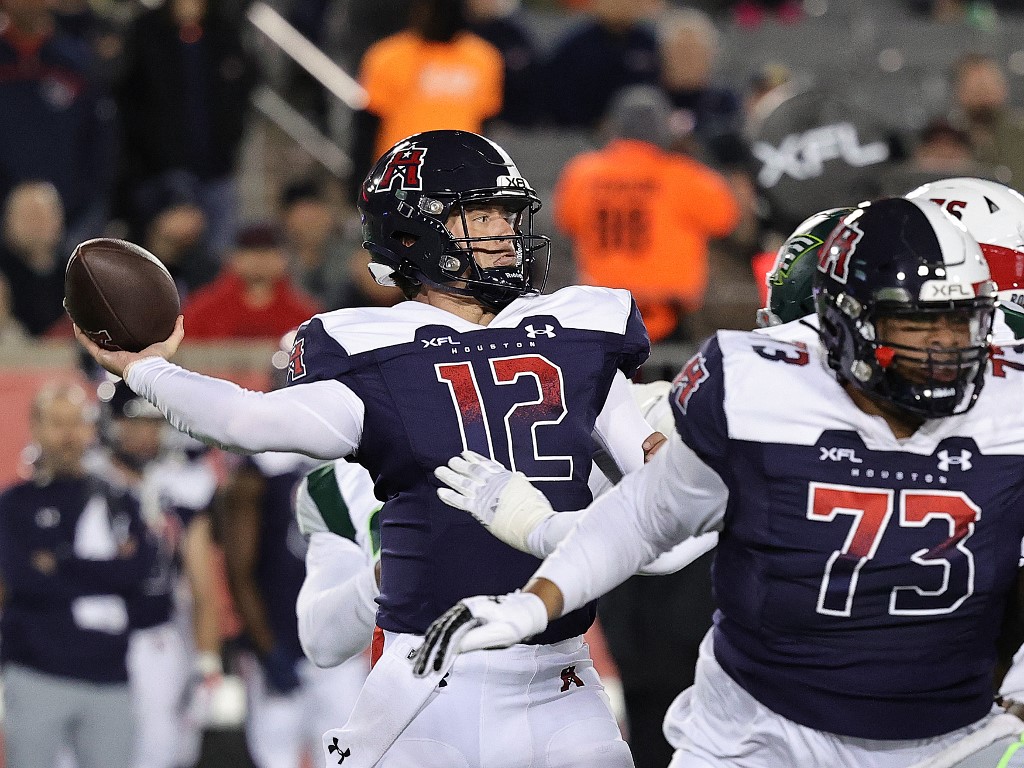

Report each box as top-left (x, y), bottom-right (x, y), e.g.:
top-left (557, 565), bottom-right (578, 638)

top-left (905, 177), bottom-right (1024, 322)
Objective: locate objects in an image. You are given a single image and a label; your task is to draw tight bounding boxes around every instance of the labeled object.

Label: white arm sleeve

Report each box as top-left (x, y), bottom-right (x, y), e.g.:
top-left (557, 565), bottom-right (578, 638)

top-left (592, 370), bottom-right (653, 477)
top-left (297, 532), bottom-right (377, 667)
top-left (529, 511), bottom-right (580, 558)
top-left (535, 432), bottom-right (728, 614)
top-left (529, 495), bottom-right (719, 569)
top-left (637, 532), bottom-right (719, 575)
top-left (126, 357), bottom-right (363, 459)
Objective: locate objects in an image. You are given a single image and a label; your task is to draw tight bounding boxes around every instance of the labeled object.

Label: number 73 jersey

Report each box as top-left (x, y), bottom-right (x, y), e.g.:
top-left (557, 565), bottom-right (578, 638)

top-left (672, 325), bottom-right (1024, 741)
top-left (287, 286), bottom-right (649, 643)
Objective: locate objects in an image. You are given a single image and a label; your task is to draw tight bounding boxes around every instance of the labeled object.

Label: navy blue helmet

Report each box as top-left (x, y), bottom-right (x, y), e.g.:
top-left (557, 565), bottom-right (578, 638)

top-left (814, 197), bottom-right (996, 418)
top-left (358, 130), bottom-right (551, 311)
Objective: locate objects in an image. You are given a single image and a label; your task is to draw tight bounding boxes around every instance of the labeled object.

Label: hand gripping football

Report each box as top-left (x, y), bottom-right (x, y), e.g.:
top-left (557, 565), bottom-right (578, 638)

top-left (65, 238), bottom-right (180, 352)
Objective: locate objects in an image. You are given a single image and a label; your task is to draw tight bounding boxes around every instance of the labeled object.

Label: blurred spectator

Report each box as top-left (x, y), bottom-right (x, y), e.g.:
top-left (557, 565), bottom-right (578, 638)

top-left (466, 0), bottom-right (542, 126)
top-left (51, 0), bottom-right (127, 87)
top-left (219, 449), bottom-right (368, 768)
top-left (280, 178), bottom-right (357, 311)
top-left (879, 117), bottom-right (992, 195)
top-left (95, 381), bottom-right (224, 768)
top-left (556, 0), bottom-right (665, 14)
top-left (743, 61), bottom-right (792, 126)
top-left (658, 7), bottom-right (743, 163)
top-left (0, 381), bottom-right (155, 768)
top-left (115, 0), bottom-right (257, 260)
top-left (554, 85), bottom-right (739, 342)
top-left (692, 155), bottom-right (765, 338)
top-left (349, 0), bottom-right (503, 198)
top-left (731, 0), bottom-right (803, 27)
top-left (184, 223), bottom-right (321, 340)
top-left (0, 181), bottom-right (68, 336)
top-left (907, 0), bottom-right (999, 29)
top-left (543, 0), bottom-right (660, 129)
top-left (0, 0), bottom-right (117, 252)
top-left (0, 272), bottom-right (28, 344)
top-left (327, 0), bottom-right (410, 75)
top-left (950, 53), bottom-right (1024, 193)
top-left (136, 172), bottom-right (218, 300)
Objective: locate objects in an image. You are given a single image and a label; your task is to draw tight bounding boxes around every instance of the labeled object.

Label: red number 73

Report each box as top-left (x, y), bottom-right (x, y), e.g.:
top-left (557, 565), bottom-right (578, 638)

top-left (807, 482), bottom-right (980, 617)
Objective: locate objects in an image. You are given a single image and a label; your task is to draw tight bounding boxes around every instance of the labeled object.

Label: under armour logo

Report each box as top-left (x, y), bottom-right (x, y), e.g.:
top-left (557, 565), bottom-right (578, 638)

top-left (937, 449), bottom-right (972, 472)
top-left (327, 738), bottom-right (351, 764)
top-left (525, 324), bottom-right (555, 338)
top-left (559, 665), bottom-right (585, 692)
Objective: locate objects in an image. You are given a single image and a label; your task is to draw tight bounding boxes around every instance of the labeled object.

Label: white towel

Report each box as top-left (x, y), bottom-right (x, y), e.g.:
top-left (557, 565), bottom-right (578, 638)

top-left (321, 634), bottom-right (454, 768)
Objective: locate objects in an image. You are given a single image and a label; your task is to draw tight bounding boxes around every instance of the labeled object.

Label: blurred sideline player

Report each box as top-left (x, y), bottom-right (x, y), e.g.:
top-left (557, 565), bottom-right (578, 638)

top-left (293, 460), bottom-right (381, 669)
top-left (0, 382), bottom-right (156, 768)
top-left (94, 380), bottom-right (223, 768)
top-left (219, 448), bottom-right (368, 768)
top-left (74, 129), bottom-right (663, 768)
top-left (416, 197), bottom-right (1024, 768)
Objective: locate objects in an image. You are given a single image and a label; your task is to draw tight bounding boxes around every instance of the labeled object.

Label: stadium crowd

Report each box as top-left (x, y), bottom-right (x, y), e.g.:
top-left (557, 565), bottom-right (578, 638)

top-left (4, 0), bottom-right (1024, 766)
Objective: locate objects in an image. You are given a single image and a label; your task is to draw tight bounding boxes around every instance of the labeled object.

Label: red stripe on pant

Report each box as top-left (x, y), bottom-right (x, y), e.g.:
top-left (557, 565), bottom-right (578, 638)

top-left (370, 626), bottom-right (385, 668)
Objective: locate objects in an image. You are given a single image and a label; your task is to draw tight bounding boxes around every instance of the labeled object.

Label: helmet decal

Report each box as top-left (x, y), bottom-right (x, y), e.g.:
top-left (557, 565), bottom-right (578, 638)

top-left (757, 207), bottom-right (854, 328)
top-left (817, 217), bottom-right (864, 284)
top-left (376, 146), bottom-right (428, 192)
top-left (770, 233), bottom-right (824, 285)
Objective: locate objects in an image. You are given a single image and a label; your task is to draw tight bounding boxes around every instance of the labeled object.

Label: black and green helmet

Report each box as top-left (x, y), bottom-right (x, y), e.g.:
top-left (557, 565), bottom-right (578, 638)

top-left (756, 207), bottom-right (855, 327)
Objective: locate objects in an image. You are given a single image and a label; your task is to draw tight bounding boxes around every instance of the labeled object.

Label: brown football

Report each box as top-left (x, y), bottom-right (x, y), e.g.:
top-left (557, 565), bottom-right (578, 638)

top-left (64, 238), bottom-right (180, 353)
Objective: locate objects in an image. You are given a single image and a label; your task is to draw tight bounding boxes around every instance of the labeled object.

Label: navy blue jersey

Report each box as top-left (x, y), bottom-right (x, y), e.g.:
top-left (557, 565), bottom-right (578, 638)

top-left (287, 287), bottom-right (649, 641)
top-left (0, 475), bottom-right (154, 683)
top-left (248, 453), bottom-right (317, 661)
top-left (671, 329), bottom-right (1024, 740)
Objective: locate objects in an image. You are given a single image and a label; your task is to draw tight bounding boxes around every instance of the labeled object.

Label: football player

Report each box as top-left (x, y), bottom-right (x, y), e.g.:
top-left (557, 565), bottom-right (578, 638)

top-left (418, 197), bottom-right (1024, 767)
top-left (905, 177), bottom-right (1024, 340)
top-left (96, 381), bottom-right (224, 768)
top-left (219, 449), bottom-right (369, 768)
top-left (293, 459), bottom-right (382, 669)
top-left (75, 129), bottom-right (663, 768)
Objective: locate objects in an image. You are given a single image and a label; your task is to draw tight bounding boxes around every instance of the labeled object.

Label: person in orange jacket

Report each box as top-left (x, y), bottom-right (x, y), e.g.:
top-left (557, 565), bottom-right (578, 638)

top-left (554, 85), bottom-right (740, 342)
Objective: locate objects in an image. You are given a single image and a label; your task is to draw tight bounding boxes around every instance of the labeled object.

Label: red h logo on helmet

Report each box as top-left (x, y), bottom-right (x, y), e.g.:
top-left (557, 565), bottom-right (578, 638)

top-left (377, 147), bottom-right (428, 192)
top-left (818, 221), bottom-right (864, 284)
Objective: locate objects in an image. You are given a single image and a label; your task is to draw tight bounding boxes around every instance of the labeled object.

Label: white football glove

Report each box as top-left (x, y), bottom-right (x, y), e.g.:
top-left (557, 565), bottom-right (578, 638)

top-left (435, 450), bottom-right (555, 553)
top-left (412, 591), bottom-right (549, 677)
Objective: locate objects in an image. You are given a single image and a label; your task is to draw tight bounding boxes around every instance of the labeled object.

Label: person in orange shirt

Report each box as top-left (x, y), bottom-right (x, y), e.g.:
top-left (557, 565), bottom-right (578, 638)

top-left (349, 0), bottom-right (504, 199)
top-left (554, 85), bottom-right (739, 342)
